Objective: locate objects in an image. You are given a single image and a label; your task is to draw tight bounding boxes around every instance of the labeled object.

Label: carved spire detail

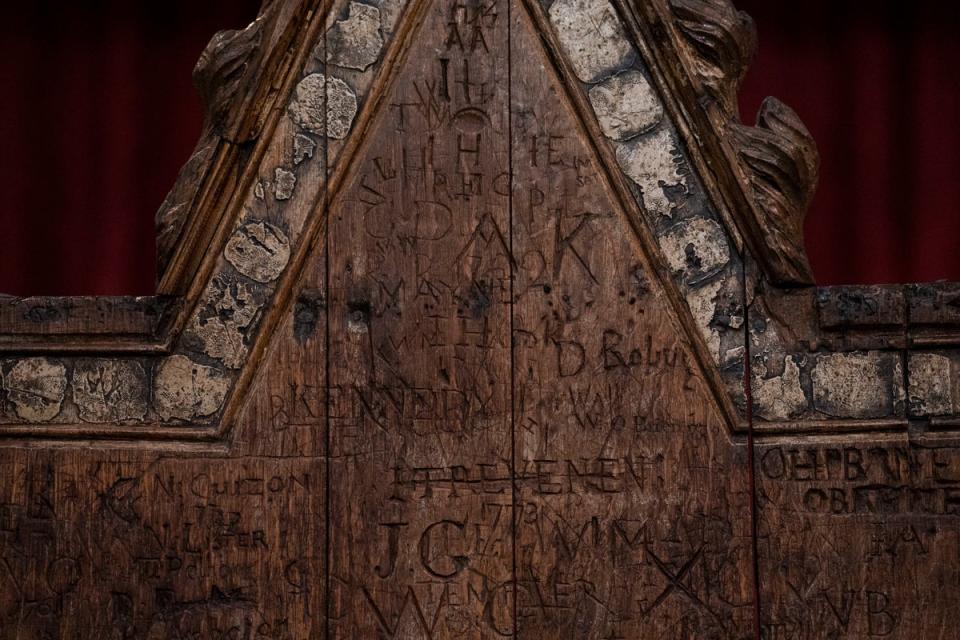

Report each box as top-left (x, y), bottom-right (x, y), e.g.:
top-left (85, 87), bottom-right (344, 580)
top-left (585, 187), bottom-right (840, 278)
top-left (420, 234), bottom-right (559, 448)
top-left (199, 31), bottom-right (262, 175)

top-left (664, 0), bottom-right (819, 285)
top-left (194, 17), bottom-right (267, 141)
top-left (156, 0), bottom-right (290, 288)
top-left (667, 0), bottom-right (756, 117)
top-left (730, 97), bottom-right (819, 284)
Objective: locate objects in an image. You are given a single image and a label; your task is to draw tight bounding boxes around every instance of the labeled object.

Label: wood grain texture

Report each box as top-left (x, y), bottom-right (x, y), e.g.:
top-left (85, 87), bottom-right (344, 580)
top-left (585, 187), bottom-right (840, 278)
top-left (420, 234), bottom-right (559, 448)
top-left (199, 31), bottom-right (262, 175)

top-left (325, 0), bottom-right (516, 633)
top-left (157, 0), bottom-right (321, 289)
top-left (0, 397), bottom-right (324, 638)
top-left (624, 0), bottom-right (819, 286)
top-left (3, 0), bottom-right (960, 638)
top-left (755, 433), bottom-right (960, 639)
top-left (510, 2), bottom-right (753, 636)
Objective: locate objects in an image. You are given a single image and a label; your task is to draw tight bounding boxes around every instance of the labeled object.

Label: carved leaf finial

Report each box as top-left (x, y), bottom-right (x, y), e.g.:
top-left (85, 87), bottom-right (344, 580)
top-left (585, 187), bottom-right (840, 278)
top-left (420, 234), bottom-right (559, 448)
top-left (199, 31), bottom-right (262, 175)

top-left (661, 0), bottom-right (819, 285)
top-left (667, 0), bottom-right (757, 117)
top-left (156, 1), bottom-right (280, 285)
top-left (731, 97), bottom-right (819, 285)
top-left (193, 22), bottom-right (265, 140)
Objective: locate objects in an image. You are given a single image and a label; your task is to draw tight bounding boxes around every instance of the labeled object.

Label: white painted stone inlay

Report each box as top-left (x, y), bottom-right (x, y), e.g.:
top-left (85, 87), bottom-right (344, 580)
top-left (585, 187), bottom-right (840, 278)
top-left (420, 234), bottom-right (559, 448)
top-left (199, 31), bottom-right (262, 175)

top-left (548, 0), bottom-right (636, 83)
top-left (588, 70), bottom-right (663, 141)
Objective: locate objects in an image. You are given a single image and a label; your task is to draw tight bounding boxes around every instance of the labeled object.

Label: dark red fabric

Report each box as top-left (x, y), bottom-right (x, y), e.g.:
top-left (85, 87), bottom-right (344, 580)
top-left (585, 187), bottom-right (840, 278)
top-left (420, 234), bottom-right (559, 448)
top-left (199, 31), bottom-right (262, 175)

top-left (0, 1), bottom-right (260, 296)
top-left (0, 1), bottom-right (956, 294)
top-left (737, 0), bottom-right (960, 285)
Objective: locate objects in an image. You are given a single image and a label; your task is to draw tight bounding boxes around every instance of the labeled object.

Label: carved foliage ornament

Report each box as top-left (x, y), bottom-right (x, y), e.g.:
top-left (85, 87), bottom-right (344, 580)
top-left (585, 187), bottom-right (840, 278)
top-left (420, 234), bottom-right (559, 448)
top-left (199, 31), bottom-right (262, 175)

top-left (663, 0), bottom-right (820, 286)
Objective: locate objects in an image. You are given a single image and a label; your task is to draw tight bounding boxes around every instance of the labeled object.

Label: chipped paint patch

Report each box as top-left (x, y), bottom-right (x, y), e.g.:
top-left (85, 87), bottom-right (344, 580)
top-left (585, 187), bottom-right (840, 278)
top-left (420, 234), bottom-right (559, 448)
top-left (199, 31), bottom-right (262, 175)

top-left (548, 0), bottom-right (636, 83)
top-left (686, 279), bottom-right (723, 364)
top-left (909, 352), bottom-right (954, 416)
top-left (660, 217), bottom-right (731, 284)
top-left (288, 73), bottom-right (358, 140)
top-left (2, 358), bottom-right (67, 422)
top-left (293, 134), bottom-right (316, 165)
top-left (190, 278), bottom-right (261, 369)
top-left (72, 360), bottom-right (148, 423)
top-left (588, 70), bottom-right (662, 141)
top-left (288, 74), bottom-right (326, 134)
top-left (327, 2), bottom-right (384, 71)
top-left (375, 0), bottom-right (407, 36)
top-left (154, 355), bottom-right (230, 422)
top-left (225, 221), bottom-right (291, 284)
top-left (811, 352), bottom-right (902, 419)
top-left (753, 355), bottom-right (807, 421)
top-left (274, 168), bottom-right (297, 200)
top-left (325, 76), bottom-right (360, 139)
top-left (614, 128), bottom-right (686, 219)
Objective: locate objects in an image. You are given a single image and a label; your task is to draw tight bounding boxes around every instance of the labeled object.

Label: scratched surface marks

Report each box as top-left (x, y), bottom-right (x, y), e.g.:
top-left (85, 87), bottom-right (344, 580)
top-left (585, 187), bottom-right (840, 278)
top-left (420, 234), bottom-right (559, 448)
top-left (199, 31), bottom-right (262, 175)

top-left (0, 449), bottom-right (323, 639)
top-left (0, 306), bottom-right (328, 639)
top-left (509, 2), bottom-right (753, 637)
top-left (325, 0), bottom-right (515, 636)
top-left (1, 0), bottom-right (760, 637)
top-left (756, 435), bottom-right (960, 639)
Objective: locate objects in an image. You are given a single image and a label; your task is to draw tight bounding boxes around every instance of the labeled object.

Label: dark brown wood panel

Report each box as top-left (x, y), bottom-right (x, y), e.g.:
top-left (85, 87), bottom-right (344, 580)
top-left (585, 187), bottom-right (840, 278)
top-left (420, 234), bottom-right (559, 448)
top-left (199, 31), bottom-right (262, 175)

top-left (0, 264), bottom-right (329, 639)
top-left (508, 2), bottom-right (754, 636)
top-left (0, 450), bottom-right (324, 639)
top-left (756, 436), bottom-right (960, 639)
top-left (325, 0), bottom-right (515, 635)
top-left (6, 0), bottom-right (960, 638)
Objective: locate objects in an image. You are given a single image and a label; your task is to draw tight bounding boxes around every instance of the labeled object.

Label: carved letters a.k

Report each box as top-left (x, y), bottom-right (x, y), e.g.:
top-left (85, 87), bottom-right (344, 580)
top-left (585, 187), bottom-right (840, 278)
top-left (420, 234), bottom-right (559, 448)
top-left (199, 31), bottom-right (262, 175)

top-left (0, 0), bottom-right (958, 638)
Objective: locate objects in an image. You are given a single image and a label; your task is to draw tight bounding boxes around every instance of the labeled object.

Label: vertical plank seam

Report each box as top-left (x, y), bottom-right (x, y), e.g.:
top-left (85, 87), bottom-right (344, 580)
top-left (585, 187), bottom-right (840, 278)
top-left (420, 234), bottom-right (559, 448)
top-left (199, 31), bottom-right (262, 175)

top-left (323, 23), bottom-right (332, 640)
top-left (517, 0), bottom-right (744, 434)
top-left (507, 0), bottom-right (519, 635)
top-left (742, 262), bottom-right (762, 640)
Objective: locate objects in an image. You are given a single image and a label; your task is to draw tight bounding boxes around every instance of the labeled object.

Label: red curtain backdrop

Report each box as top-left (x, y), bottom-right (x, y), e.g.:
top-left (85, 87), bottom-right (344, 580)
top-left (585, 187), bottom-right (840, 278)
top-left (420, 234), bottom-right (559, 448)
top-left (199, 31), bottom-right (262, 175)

top-left (737, 0), bottom-right (960, 285)
top-left (0, 1), bottom-right (260, 296)
top-left (0, 0), bottom-right (957, 294)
